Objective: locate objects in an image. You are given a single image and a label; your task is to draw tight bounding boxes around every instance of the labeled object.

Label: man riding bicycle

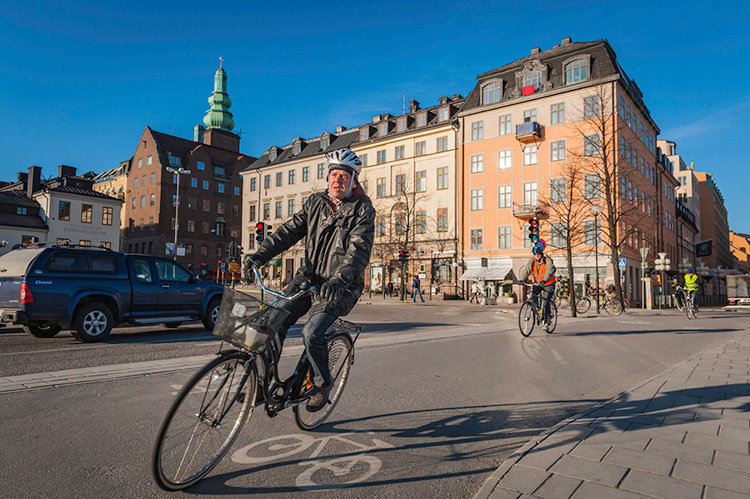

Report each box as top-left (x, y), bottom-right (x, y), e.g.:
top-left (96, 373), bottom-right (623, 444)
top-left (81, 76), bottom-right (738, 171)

top-left (244, 148), bottom-right (375, 412)
top-left (683, 268), bottom-right (699, 310)
top-left (519, 239), bottom-right (557, 332)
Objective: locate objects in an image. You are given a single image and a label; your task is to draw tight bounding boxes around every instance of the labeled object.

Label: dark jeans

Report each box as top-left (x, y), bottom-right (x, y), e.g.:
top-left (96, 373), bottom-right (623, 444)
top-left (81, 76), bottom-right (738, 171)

top-left (412, 288), bottom-right (424, 302)
top-left (268, 294), bottom-right (337, 388)
top-left (531, 284), bottom-right (555, 323)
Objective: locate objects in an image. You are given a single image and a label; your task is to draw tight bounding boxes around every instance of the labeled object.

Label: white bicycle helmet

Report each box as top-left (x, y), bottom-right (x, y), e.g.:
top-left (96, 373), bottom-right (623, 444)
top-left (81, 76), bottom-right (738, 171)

top-left (326, 148), bottom-right (362, 176)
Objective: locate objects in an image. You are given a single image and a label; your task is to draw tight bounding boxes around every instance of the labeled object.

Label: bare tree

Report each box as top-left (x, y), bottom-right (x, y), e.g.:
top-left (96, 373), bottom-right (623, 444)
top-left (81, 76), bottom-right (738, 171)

top-left (567, 83), bottom-right (656, 302)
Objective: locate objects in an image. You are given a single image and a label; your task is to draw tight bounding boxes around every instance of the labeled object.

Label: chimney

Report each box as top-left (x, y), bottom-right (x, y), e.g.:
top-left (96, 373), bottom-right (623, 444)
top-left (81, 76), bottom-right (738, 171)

top-left (409, 99), bottom-right (420, 113)
top-left (57, 165), bottom-right (77, 179)
top-left (17, 172), bottom-right (28, 185)
top-left (531, 47), bottom-right (541, 55)
top-left (194, 124), bottom-right (205, 143)
top-left (561, 37), bottom-right (572, 45)
top-left (335, 125), bottom-right (346, 133)
top-left (27, 166), bottom-right (42, 197)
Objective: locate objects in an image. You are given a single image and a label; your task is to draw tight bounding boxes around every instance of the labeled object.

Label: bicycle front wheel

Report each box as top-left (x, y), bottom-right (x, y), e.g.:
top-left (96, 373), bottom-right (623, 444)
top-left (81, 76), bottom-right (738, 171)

top-left (295, 332), bottom-right (354, 430)
top-left (152, 352), bottom-right (257, 490)
top-left (576, 297), bottom-right (591, 314)
top-left (604, 298), bottom-right (624, 316)
top-left (518, 301), bottom-right (535, 337)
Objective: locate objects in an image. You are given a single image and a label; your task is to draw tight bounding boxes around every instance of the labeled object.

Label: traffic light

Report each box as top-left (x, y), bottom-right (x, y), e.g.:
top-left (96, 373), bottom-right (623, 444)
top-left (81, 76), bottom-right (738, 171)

top-left (255, 222), bottom-right (265, 243)
top-left (398, 249), bottom-right (409, 263)
top-left (528, 217), bottom-right (540, 243)
top-left (226, 241), bottom-right (235, 258)
top-left (562, 277), bottom-right (569, 295)
top-left (266, 224), bottom-right (273, 237)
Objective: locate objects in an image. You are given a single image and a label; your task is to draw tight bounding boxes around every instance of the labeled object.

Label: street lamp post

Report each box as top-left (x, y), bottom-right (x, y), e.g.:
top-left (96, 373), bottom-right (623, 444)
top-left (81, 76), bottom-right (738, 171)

top-left (654, 252), bottom-right (671, 308)
top-left (166, 166), bottom-right (191, 261)
top-left (697, 260), bottom-right (710, 307)
top-left (589, 204), bottom-right (602, 314)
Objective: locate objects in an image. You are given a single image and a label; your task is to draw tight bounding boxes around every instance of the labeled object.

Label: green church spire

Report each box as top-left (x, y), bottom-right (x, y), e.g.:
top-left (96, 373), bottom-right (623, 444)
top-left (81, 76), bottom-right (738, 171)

top-left (203, 57), bottom-right (235, 132)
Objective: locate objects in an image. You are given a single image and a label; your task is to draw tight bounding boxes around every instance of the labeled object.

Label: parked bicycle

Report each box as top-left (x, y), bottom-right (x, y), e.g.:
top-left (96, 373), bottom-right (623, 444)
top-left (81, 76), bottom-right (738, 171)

top-left (518, 282), bottom-right (558, 336)
top-left (576, 285), bottom-right (625, 316)
top-left (151, 265), bottom-right (360, 491)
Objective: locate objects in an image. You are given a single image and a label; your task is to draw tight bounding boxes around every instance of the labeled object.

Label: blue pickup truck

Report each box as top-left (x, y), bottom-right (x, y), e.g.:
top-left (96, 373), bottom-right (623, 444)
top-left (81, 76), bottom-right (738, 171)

top-left (0, 246), bottom-right (224, 342)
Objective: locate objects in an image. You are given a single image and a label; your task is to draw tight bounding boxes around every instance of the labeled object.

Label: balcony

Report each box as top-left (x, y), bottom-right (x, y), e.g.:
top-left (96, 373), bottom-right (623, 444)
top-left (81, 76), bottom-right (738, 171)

top-left (515, 122), bottom-right (543, 143)
top-left (512, 202), bottom-right (548, 219)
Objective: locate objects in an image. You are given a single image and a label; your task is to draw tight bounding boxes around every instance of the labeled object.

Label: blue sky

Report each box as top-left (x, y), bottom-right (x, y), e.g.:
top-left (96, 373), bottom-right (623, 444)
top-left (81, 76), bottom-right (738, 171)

top-left (1, 1), bottom-right (749, 231)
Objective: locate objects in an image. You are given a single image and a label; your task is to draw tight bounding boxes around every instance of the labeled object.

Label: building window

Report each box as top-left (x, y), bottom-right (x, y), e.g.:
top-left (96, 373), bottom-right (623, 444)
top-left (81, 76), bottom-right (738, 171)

top-left (415, 170), bottom-right (427, 192)
top-left (397, 117), bottom-right (406, 132)
top-left (275, 172), bottom-right (283, 187)
top-left (584, 134), bottom-right (601, 156)
top-left (264, 175), bottom-right (271, 189)
top-left (202, 199), bottom-right (210, 212)
top-left (470, 154), bottom-right (484, 173)
top-left (191, 178), bottom-right (198, 188)
top-left (585, 219), bottom-right (599, 245)
top-left (482, 82), bottom-right (502, 104)
top-left (168, 154), bottom-right (181, 166)
top-left (551, 103), bottom-right (565, 125)
top-left (234, 186), bottom-right (240, 196)
top-left (523, 182), bottom-right (538, 206)
top-left (197, 161), bottom-right (205, 171)
top-left (263, 203), bottom-right (270, 219)
top-left (151, 173), bottom-right (155, 183)
top-left (436, 136), bottom-right (447, 152)
top-left (134, 177), bottom-right (138, 188)
top-left (415, 141), bottom-right (426, 156)
top-left (200, 245), bottom-right (208, 257)
top-left (102, 207), bottom-right (113, 225)
top-left (499, 114), bottom-right (512, 135)
top-left (523, 71), bottom-right (541, 90)
top-left (203, 180), bottom-right (209, 190)
top-left (551, 178), bottom-right (566, 203)
top-left (470, 188), bottom-right (483, 210)
top-left (360, 128), bottom-right (369, 141)
top-left (551, 222), bottom-right (567, 247)
top-left (523, 109), bottom-right (537, 123)
top-left (395, 145), bottom-right (405, 160)
top-left (523, 144), bottom-right (538, 165)
top-left (17, 207), bottom-right (27, 215)
top-left (498, 185), bottom-right (511, 208)
top-left (185, 244), bottom-right (192, 255)
top-left (394, 213), bottom-right (406, 235)
top-left (302, 166), bottom-right (309, 182)
top-left (187, 220), bottom-right (195, 232)
top-left (437, 208), bottom-right (448, 232)
top-left (293, 142), bottom-right (301, 155)
top-left (565, 59), bottom-right (588, 84)
top-left (584, 96), bottom-right (599, 118)
top-left (147, 155), bottom-right (152, 165)
top-left (138, 159), bottom-right (143, 168)
top-left (550, 140), bottom-right (566, 161)
top-left (81, 204), bottom-right (93, 223)
top-left (376, 178), bottom-right (386, 198)
top-left (415, 210), bottom-right (426, 234)
top-left (498, 226), bottom-right (511, 249)
top-left (437, 167), bottom-right (448, 190)
top-left (317, 163), bottom-right (325, 179)
top-left (288, 198), bottom-right (295, 216)
top-left (395, 174), bottom-right (406, 195)
top-left (79, 240), bottom-right (91, 247)
top-left (218, 183), bottom-right (225, 194)
top-left (275, 200), bottom-right (282, 218)
top-left (131, 198), bottom-right (136, 209)
top-left (141, 195), bottom-right (146, 208)
top-left (248, 205), bottom-right (256, 222)
top-left (417, 113), bottom-right (427, 126)
top-left (250, 177), bottom-right (257, 191)
top-left (217, 202), bottom-right (225, 215)
top-left (471, 121), bottom-right (483, 141)
top-left (214, 166), bottom-right (226, 177)
top-left (361, 154), bottom-right (368, 166)
top-left (470, 229), bottom-right (483, 250)
top-left (375, 215), bottom-right (386, 236)
top-left (376, 150), bottom-right (386, 164)
top-left (438, 107), bottom-right (448, 121)
top-left (188, 197), bottom-right (196, 209)
top-left (379, 123), bottom-right (388, 136)
top-left (498, 149), bottom-right (512, 170)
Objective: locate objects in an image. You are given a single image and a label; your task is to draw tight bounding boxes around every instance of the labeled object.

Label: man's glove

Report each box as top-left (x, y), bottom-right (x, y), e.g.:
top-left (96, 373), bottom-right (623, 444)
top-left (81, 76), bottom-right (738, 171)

top-left (243, 253), bottom-right (264, 271)
top-left (320, 277), bottom-right (346, 302)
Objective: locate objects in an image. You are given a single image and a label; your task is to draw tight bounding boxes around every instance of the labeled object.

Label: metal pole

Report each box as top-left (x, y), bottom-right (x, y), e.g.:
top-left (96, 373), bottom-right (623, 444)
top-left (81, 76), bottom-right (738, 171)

top-left (173, 172), bottom-right (179, 261)
top-left (594, 213), bottom-right (600, 314)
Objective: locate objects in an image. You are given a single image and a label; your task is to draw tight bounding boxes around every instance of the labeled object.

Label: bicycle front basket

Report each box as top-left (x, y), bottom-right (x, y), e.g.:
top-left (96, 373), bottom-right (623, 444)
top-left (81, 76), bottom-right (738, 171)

top-left (212, 288), bottom-right (289, 353)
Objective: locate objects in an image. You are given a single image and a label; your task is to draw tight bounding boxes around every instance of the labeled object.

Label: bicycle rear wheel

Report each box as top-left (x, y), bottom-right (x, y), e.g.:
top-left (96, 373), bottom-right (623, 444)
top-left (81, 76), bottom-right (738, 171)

top-left (576, 297), bottom-right (591, 314)
top-left (294, 332), bottom-right (354, 430)
top-left (152, 351), bottom-right (257, 490)
top-left (546, 302), bottom-right (558, 333)
top-left (518, 301), bottom-right (535, 337)
top-left (604, 298), bottom-right (624, 316)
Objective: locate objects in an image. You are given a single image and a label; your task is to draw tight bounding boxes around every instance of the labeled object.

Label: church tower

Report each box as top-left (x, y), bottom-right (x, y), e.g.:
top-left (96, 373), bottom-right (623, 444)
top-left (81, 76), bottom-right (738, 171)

top-left (195, 58), bottom-right (240, 152)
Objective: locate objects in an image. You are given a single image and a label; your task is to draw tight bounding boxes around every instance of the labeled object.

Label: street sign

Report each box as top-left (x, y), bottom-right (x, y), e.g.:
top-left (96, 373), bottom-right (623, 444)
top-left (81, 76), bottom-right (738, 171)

top-left (165, 242), bottom-right (176, 256)
top-left (176, 246), bottom-right (186, 256)
top-left (230, 262), bottom-right (240, 273)
top-left (618, 258), bottom-right (626, 270)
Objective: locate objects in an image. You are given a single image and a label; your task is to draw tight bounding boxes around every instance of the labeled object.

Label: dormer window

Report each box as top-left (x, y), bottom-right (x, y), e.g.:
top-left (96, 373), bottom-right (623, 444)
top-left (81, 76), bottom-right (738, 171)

top-left (481, 81), bottom-right (502, 105)
top-left (293, 142), bottom-right (301, 155)
top-left (168, 153), bottom-right (181, 166)
top-left (522, 71), bottom-right (541, 91)
top-left (397, 118), bottom-right (407, 132)
top-left (269, 148), bottom-right (277, 161)
top-left (564, 58), bottom-right (589, 84)
top-left (379, 123), bottom-right (388, 136)
top-left (321, 135), bottom-right (330, 150)
top-left (360, 127), bottom-right (369, 141)
top-left (417, 113), bottom-right (427, 127)
top-left (438, 107), bottom-right (449, 121)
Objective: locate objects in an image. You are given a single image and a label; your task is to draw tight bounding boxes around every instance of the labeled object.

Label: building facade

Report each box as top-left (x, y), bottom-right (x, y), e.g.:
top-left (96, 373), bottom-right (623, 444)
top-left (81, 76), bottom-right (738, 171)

top-left (729, 231), bottom-right (750, 272)
top-left (92, 158), bottom-right (130, 249)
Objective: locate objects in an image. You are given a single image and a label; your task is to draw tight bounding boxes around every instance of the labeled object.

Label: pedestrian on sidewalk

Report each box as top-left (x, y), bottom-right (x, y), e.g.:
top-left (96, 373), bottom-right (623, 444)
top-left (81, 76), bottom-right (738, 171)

top-left (470, 281), bottom-right (481, 303)
top-left (412, 275), bottom-right (425, 302)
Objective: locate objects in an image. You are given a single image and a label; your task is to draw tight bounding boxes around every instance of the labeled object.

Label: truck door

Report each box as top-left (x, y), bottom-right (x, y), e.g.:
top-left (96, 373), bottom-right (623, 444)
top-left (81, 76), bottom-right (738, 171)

top-left (153, 258), bottom-right (201, 315)
top-left (129, 257), bottom-right (160, 318)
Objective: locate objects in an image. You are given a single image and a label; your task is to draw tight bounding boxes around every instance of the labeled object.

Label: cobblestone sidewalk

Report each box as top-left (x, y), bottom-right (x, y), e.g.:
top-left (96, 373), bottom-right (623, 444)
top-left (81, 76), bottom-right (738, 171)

top-left (476, 330), bottom-right (750, 499)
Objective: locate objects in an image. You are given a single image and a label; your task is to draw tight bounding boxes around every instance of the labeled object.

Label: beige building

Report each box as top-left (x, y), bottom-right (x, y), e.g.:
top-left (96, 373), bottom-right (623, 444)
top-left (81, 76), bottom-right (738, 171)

top-left (92, 158), bottom-right (130, 249)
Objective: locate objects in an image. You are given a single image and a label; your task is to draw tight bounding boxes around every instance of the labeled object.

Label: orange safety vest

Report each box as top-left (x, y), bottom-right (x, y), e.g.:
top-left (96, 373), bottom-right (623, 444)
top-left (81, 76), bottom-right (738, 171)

top-left (532, 257), bottom-right (556, 286)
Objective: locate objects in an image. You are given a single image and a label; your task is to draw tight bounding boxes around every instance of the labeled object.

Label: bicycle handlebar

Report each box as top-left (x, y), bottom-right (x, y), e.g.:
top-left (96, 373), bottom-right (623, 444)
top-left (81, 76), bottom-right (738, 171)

top-left (250, 264), bottom-right (310, 301)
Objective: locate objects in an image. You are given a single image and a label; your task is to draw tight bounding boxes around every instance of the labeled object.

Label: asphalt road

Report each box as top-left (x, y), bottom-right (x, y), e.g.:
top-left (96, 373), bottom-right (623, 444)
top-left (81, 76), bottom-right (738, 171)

top-left (1, 303), bottom-right (747, 498)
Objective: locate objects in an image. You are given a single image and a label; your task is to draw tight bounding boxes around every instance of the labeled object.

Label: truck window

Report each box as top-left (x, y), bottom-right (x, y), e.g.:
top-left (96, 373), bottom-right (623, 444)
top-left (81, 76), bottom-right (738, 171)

top-left (89, 254), bottom-right (118, 273)
top-left (155, 260), bottom-right (191, 283)
top-left (133, 259), bottom-right (154, 284)
top-left (46, 251), bottom-right (88, 273)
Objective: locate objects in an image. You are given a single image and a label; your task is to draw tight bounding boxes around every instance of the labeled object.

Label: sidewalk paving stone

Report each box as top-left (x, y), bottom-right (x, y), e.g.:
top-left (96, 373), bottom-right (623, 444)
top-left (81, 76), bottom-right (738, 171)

top-left (618, 469), bottom-right (702, 499)
top-left (672, 460), bottom-right (750, 495)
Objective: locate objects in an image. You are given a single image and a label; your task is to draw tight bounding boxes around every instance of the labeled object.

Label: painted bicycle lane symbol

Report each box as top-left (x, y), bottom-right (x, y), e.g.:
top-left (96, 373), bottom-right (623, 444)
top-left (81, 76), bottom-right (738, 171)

top-left (231, 432), bottom-right (394, 491)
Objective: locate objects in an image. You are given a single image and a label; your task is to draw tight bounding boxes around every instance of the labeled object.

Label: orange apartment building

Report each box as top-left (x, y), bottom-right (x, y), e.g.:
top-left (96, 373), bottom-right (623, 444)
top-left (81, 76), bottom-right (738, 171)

top-left (729, 231), bottom-right (750, 272)
top-left (457, 38), bottom-right (674, 305)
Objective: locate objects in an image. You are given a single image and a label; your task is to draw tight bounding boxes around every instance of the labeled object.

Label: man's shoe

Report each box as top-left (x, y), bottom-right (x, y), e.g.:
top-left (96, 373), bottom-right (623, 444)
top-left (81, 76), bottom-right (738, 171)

top-left (542, 323), bottom-right (550, 333)
top-left (306, 384), bottom-right (332, 413)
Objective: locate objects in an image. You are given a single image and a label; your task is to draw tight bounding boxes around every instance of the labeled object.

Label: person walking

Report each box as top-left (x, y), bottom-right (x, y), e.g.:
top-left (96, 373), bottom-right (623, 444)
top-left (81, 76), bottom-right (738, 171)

top-left (412, 274), bottom-right (425, 302)
top-left (470, 281), bottom-right (481, 303)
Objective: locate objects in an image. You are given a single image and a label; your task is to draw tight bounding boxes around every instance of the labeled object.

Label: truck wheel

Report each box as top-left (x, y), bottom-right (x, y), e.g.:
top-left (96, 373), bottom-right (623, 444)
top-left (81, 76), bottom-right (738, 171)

top-left (72, 303), bottom-right (114, 342)
top-left (202, 297), bottom-right (221, 331)
top-left (23, 323), bottom-right (63, 338)
top-left (163, 322), bottom-right (182, 329)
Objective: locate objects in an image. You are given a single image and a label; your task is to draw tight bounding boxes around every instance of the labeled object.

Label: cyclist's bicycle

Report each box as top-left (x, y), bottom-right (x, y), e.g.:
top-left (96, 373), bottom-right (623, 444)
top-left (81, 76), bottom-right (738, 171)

top-left (151, 265), bottom-right (360, 491)
top-left (552, 282), bottom-right (564, 308)
top-left (576, 286), bottom-right (625, 315)
top-left (685, 289), bottom-right (698, 319)
top-left (518, 282), bottom-right (558, 336)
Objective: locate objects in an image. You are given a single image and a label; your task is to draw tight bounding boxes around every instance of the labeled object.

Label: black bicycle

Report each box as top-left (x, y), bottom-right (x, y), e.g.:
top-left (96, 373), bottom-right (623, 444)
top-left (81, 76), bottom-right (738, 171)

top-left (518, 282), bottom-right (558, 336)
top-left (151, 266), bottom-right (360, 491)
top-left (685, 289), bottom-right (698, 319)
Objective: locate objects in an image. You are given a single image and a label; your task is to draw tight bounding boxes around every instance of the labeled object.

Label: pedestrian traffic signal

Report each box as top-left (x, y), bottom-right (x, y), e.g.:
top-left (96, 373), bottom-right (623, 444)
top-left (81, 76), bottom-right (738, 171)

top-left (255, 222), bottom-right (265, 243)
top-left (528, 217), bottom-right (540, 243)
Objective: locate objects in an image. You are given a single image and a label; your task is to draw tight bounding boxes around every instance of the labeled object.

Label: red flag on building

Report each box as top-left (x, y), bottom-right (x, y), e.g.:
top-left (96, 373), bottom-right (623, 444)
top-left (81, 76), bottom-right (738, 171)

top-left (522, 85), bottom-right (535, 96)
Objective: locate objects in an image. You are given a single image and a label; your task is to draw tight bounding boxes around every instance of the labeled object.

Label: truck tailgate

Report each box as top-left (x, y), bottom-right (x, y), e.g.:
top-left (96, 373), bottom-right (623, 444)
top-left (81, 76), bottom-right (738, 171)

top-left (0, 277), bottom-right (23, 309)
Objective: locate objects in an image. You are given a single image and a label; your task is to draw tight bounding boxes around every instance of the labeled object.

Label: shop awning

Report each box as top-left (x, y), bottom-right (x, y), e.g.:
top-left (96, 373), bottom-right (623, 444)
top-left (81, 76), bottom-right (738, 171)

top-left (459, 267), bottom-right (514, 282)
top-left (267, 257), bottom-right (281, 266)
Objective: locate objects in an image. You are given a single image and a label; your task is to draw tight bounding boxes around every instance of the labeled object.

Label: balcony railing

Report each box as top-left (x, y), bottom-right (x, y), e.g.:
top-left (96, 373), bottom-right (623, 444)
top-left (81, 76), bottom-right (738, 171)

top-left (512, 202), bottom-right (548, 218)
top-left (515, 122), bottom-right (542, 143)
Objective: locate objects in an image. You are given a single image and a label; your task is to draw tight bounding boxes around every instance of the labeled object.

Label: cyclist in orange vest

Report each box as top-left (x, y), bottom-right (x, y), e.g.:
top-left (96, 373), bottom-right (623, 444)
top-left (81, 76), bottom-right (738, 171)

top-left (519, 239), bottom-right (557, 332)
